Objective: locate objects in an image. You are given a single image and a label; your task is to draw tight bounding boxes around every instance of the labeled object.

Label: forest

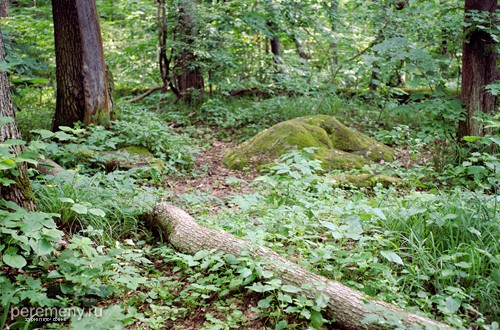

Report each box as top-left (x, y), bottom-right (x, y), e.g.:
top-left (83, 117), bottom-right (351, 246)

top-left (0, 0), bottom-right (499, 329)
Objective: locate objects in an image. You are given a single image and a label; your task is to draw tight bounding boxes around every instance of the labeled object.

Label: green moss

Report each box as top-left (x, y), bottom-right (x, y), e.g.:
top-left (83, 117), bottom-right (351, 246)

top-left (99, 145), bottom-right (165, 172)
top-left (123, 146), bottom-right (152, 156)
top-left (299, 115), bottom-right (394, 162)
top-left (330, 174), bottom-right (402, 188)
top-left (224, 115), bottom-right (395, 171)
top-left (317, 149), bottom-right (369, 171)
top-left (224, 121), bottom-right (332, 170)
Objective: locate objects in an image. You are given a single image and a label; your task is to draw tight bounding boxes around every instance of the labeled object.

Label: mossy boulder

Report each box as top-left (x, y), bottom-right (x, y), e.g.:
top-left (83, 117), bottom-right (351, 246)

top-left (224, 115), bottom-right (394, 170)
top-left (99, 146), bottom-right (165, 172)
top-left (330, 174), bottom-right (401, 189)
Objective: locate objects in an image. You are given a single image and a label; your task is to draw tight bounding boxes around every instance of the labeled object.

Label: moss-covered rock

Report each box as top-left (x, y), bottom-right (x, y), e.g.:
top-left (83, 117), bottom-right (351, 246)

top-left (330, 174), bottom-right (401, 188)
top-left (224, 115), bottom-right (394, 171)
top-left (99, 146), bottom-right (165, 172)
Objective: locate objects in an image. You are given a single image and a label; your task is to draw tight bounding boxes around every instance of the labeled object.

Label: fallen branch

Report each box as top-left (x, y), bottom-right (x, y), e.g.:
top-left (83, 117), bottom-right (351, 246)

top-left (126, 86), bottom-right (163, 103)
top-left (151, 203), bottom-right (450, 330)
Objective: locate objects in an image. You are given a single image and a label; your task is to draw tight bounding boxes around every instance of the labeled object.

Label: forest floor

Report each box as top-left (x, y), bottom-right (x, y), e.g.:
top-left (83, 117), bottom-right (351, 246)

top-left (167, 140), bottom-right (259, 212)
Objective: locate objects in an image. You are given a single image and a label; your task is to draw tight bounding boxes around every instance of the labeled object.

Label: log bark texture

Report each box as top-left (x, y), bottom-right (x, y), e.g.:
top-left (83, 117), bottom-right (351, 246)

top-left (151, 203), bottom-right (450, 330)
top-left (51, 0), bottom-right (112, 130)
top-left (34, 158), bottom-right (65, 176)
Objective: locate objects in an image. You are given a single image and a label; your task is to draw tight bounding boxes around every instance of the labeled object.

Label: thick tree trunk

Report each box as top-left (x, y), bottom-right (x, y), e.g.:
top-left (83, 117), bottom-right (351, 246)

top-left (0, 25), bottom-right (35, 211)
top-left (0, 0), bottom-right (8, 17)
top-left (151, 203), bottom-right (450, 330)
top-left (51, 0), bottom-right (112, 131)
top-left (457, 0), bottom-right (499, 139)
top-left (174, 0), bottom-right (204, 103)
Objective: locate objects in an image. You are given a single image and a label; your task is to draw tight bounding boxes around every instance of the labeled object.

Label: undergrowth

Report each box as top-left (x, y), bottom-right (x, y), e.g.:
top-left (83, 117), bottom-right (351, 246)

top-left (2, 93), bottom-right (500, 329)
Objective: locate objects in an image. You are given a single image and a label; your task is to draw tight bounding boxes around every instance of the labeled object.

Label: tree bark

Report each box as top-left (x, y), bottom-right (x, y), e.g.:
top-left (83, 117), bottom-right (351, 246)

top-left (457, 0), bottom-right (499, 140)
top-left (0, 23), bottom-right (36, 211)
top-left (174, 0), bottom-right (204, 104)
top-left (331, 0), bottom-right (339, 65)
top-left (293, 35), bottom-right (310, 60)
top-left (0, 0), bottom-right (8, 17)
top-left (270, 36), bottom-right (281, 58)
top-left (266, 20), bottom-right (282, 66)
top-left (151, 203), bottom-right (450, 330)
top-left (51, 0), bottom-right (112, 131)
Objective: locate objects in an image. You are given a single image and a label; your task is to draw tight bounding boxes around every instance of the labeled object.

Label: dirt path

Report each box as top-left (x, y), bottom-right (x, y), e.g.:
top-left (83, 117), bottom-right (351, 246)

top-left (166, 141), bottom-right (258, 204)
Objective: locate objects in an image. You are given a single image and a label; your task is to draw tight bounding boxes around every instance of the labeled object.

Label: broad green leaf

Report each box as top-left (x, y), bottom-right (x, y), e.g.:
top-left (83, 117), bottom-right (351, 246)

top-left (71, 203), bottom-right (88, 214)
top-left (54, 131), bottom-right (74, 141)
top-left (488, 136), bottom-right (500, 145)
top-left (380, 250), bottom-right (404, 265)
top-left (310, 310), bottom-right (324, 327)
top-left (58, 197), bottom-right (75, 203)
top-left (0, 116), bottom-right (14, 126)
top-left (444, 297), bottom-right (460, 314)
top-left (455, 262), bottom-right (471, 269)
top-left (319, 220), bottom-right (337, 231)
top-left (33, 239), bottom-right (54, 256)
top-left (371, 208), bottom-right (386, 220)
top-left (3, 139), bottom-right (26, 147)
top-left (239, 267), bottom-right (252, 278)
top-left (247, 282), bottom-right (274, 293)
top-left (32, 129), bottom-right (55, 139)
top-left (281, 285), bottom-right (301, 293)
top-left (3, 254), bottom-right (27, 269)
top-left (300, 309), bottom-right (311, 319)
top-left (0, 177), bottom-right (16, 186)
top-left (462, 136), bottom-right (482, 142)
top-left (89, 208), bottom-right (106, 217)
top-left (0, 159), bottom-right (16, 170)
top-left (257, 298), bottom-right (270, 308)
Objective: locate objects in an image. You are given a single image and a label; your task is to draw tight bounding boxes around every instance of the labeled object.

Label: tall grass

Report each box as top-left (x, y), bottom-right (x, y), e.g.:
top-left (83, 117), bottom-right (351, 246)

top-left (375, 191), bottom-right (500, 321)
top-left (33, 171), bottom-right (158, 245)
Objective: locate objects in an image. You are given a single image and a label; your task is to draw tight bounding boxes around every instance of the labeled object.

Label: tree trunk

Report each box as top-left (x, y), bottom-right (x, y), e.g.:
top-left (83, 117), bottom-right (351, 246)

top-left (174, 0), bottom-right (204, 104)
top-left (51, 0), bottom-right (112, 131)
top-left (293, 35), bottom-right (310, 60)
top-left (457, 0), bottom-right (499, 140)
top-left (0, 0), bottom-right (8, 17)
top-left (270, 36), bottom-right (281, 58)
top-left (370, 60), bottom-right (379, 91)
top-left (331, 0), bottom-right (339, 65)
top-left (0, 23), bottom-right (35, 211)
top-left (150, 203), bottom-right (450, 330)
top-left (157, 0), bottom-right (179, 97)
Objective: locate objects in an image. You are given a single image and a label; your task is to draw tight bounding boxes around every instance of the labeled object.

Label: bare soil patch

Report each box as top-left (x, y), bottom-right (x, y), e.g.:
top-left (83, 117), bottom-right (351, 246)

top-left (166, 141), bottom-right (258, 204)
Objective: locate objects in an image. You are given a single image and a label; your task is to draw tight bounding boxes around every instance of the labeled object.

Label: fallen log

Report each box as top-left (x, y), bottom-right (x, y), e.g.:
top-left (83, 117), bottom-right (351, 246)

top-left (126, 86), bottom-right (163, 103)
top-left (151, 203), bottom-right (450, 330)
top-left (33, 158), bottom-right (65, 176)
